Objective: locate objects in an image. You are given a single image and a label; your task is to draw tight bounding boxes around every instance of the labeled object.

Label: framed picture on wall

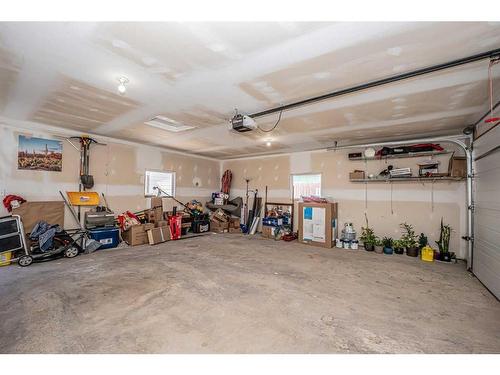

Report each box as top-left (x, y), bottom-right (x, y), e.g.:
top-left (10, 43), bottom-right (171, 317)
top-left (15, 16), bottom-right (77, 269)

top-left (17, 135), bottom-right (63, 172)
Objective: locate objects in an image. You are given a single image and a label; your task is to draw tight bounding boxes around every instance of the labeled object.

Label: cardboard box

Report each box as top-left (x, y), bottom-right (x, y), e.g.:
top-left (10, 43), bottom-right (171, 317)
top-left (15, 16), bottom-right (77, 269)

top-left (228, 227), bottom-right (242, 234)
top-left (145, 207), bottom-right (164, 224)
top-left (151, 197), bottom-right (163, 210)
top-left (298, 202), bottom-right (338, 248)
top-left (448, 156), bottom-right (467, 178)
top-left (212, 208), bottom-right (229, 223)
top-left (228, 217), bottom-right (240, 229)
top-left (145, 209), bottom-right (156, 223)
top-left (155, 220), bottom-right (168, 228)
top-left (122, 224), bottom-right (149, 246)
top-left (12, 201), bottom-right (65, 233)
top-left (154, 207), bottom-right (163, 222)
top-left (261, 225), bottom-right (277, 239)
top-left (210, 220), bottom-right (228, 233)
top-left (143, 223), bottom-right (155, 231)
top-left (147, 226), bottom-right (171, 245)
top-left (349, 170), bottom-right (365, 180)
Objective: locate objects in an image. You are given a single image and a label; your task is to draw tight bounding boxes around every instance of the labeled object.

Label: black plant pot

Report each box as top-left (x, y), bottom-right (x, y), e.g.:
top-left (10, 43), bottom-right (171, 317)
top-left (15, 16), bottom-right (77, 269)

top-left (406, 246), bottom-right (419, 257)
top-left (440, 252), bottom-right (451, 262)
top-left (364, 242), bottom-right (375, 251)
top-left (394, 247), bottom-right (404, 255)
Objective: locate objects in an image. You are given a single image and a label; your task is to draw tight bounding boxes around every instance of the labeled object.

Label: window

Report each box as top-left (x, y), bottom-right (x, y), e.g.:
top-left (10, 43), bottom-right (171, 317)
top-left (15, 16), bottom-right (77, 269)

top-left (291, 174), bottom-right (321, 200)
top-left (144, 170), bottom-right (175, 197)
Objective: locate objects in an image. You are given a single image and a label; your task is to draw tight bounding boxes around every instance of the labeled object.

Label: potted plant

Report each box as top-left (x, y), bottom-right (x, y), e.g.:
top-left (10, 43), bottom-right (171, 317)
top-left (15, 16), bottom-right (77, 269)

top-left (418, 233), bottom-right (428, 249)
top-left (382, 237), bottom-right (394, 255)
top-left (360, 214), bottom-right (376, 251)
top-left (400, 222), bottom-right (419, 257)
top-left (374, 237), bottom-right (384, 254)
top-left (436, 218), bottom-right (452, 262)
top-left (393, 239), bottom-right (404, 254)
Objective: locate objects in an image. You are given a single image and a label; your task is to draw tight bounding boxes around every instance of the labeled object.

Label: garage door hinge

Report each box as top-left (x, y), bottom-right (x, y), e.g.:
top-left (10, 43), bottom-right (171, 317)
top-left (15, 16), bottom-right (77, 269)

top-left (468, 204), bottom-right (475, 212)
top-left (461, 235), bottom-right (474, 242)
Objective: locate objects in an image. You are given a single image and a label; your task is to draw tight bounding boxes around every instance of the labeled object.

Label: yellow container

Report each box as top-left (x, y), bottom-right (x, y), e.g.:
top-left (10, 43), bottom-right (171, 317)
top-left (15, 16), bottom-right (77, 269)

top-left (0, 251), bottom-right (12, 266)
top-left (421, 245), bottom-right (434, 262)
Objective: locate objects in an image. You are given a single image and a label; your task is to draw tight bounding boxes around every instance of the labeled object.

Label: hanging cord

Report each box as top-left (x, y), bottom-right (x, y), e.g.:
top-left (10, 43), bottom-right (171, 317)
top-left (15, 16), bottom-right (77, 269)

top-left (486, 57), bottom-right (500, 122)
top-left (258, 109), bottom-right (283, 133)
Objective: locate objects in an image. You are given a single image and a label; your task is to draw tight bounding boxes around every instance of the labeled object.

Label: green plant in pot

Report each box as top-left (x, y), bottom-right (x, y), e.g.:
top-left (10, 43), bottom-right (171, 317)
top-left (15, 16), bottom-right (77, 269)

top-left (382, 237), bottom-right (394, 255)
top-left (393, 239), bottom-right (404, 255)
top-left (374, 237), bottom-right (384, 254)
top-left (400, 222), bottom-right (419, 257)
top-left (436, 218), bottom-right (452, 262)
top-left (418, 233), bottom-right (428, 249)
top-left (360, 213), bottom-right (376, 251)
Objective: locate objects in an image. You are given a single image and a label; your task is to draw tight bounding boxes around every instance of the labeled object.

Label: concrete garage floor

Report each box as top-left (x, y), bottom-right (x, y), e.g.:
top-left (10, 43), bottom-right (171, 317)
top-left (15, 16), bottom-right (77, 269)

top-left (0, 233), bottom-right (499, 354)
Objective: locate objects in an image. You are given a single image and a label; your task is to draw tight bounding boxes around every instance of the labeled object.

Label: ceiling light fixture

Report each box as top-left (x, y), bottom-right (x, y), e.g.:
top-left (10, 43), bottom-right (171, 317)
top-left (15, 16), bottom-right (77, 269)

top-left (117, 76), bottom-right (129, 96)
top-left (364, 148), bottom-right (376, 158)
top-left (266, 140), bottom-right (272, 147)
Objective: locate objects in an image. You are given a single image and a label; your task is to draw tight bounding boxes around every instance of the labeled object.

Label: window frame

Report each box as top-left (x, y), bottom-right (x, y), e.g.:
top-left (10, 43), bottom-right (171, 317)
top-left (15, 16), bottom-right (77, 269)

top-left (290, 172), bottom-right (322, 201)
top-left (144, 169), bottom-right (176, 198)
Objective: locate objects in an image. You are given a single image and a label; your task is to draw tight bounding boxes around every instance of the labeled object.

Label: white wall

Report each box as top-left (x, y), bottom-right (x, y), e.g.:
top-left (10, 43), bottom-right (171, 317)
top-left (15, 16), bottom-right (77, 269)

top-left (223, 147), bottom-right (468, 259)
top-left (0, 123), bottom-right (220, 227)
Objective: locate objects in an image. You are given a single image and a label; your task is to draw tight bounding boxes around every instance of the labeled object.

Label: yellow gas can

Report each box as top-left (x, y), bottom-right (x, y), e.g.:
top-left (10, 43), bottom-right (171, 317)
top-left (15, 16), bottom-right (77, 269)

top-left (421, 245), bottom-right (434, 262)
top-left (0, 251), bottom-right (12, 266)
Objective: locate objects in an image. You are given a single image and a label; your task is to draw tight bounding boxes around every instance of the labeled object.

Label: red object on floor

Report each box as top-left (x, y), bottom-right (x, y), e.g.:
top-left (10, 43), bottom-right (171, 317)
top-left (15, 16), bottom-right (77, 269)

top-left (169, 214), bottom-right (182, 240)
top-left (2, 195), bottom-right (26, 212)
top-left (485, 117), bottom-right (500, 123)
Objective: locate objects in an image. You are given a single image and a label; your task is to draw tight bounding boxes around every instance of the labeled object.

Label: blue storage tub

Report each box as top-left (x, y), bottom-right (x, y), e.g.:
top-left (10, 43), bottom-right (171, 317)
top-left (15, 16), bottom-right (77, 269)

top-left (89, 227), bottom-right (120, 249)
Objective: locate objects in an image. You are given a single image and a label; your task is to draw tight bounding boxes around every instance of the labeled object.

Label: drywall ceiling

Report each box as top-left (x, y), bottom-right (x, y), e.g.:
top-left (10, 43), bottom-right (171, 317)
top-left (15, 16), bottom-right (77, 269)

top-left (0, 22), bottom-right (499, 159)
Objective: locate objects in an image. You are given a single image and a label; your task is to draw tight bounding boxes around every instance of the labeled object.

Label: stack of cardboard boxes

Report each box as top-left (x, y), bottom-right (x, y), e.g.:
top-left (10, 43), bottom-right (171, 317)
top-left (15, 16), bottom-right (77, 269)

top-left (122, 197), bottom-right (171, 246)
top-left (209, 208), bottom-right (241, 233)
top-left (122, 223), bottom-right (155, 246)
top-left (210, 209), bottom-right (229, 233)
top-left (261, 225), bottom-right (278, 239)
top-left (228, 217), bottom-right (241, 233)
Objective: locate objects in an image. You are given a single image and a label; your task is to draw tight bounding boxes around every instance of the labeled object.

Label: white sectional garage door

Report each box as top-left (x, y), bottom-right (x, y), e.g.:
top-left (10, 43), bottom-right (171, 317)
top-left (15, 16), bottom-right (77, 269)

top-left (473, 124), bottom-right (500, 299)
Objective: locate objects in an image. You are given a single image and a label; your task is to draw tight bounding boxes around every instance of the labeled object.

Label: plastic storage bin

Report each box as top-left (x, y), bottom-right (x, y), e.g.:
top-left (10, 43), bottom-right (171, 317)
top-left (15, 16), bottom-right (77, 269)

top-left (89, 227), bottom-right (120, 250)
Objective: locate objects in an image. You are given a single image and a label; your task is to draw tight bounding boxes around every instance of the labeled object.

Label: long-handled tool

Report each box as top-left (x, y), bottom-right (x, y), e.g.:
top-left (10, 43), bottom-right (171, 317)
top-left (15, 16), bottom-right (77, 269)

top-left (59, 191), bottom-right (84, 230)
top-left (67, 136), bottom-right (106, 221)
top-left (59, 191), bottom-right (106, 253)
top-left (153, 186), bottom-right (198, 217)
top-left (67, 136), bottom-right (106, 190)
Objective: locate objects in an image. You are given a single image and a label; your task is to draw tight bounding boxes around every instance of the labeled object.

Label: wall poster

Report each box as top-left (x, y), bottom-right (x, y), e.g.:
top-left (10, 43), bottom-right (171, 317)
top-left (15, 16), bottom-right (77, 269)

top-left (18, 135), bottom-right (63, 172)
